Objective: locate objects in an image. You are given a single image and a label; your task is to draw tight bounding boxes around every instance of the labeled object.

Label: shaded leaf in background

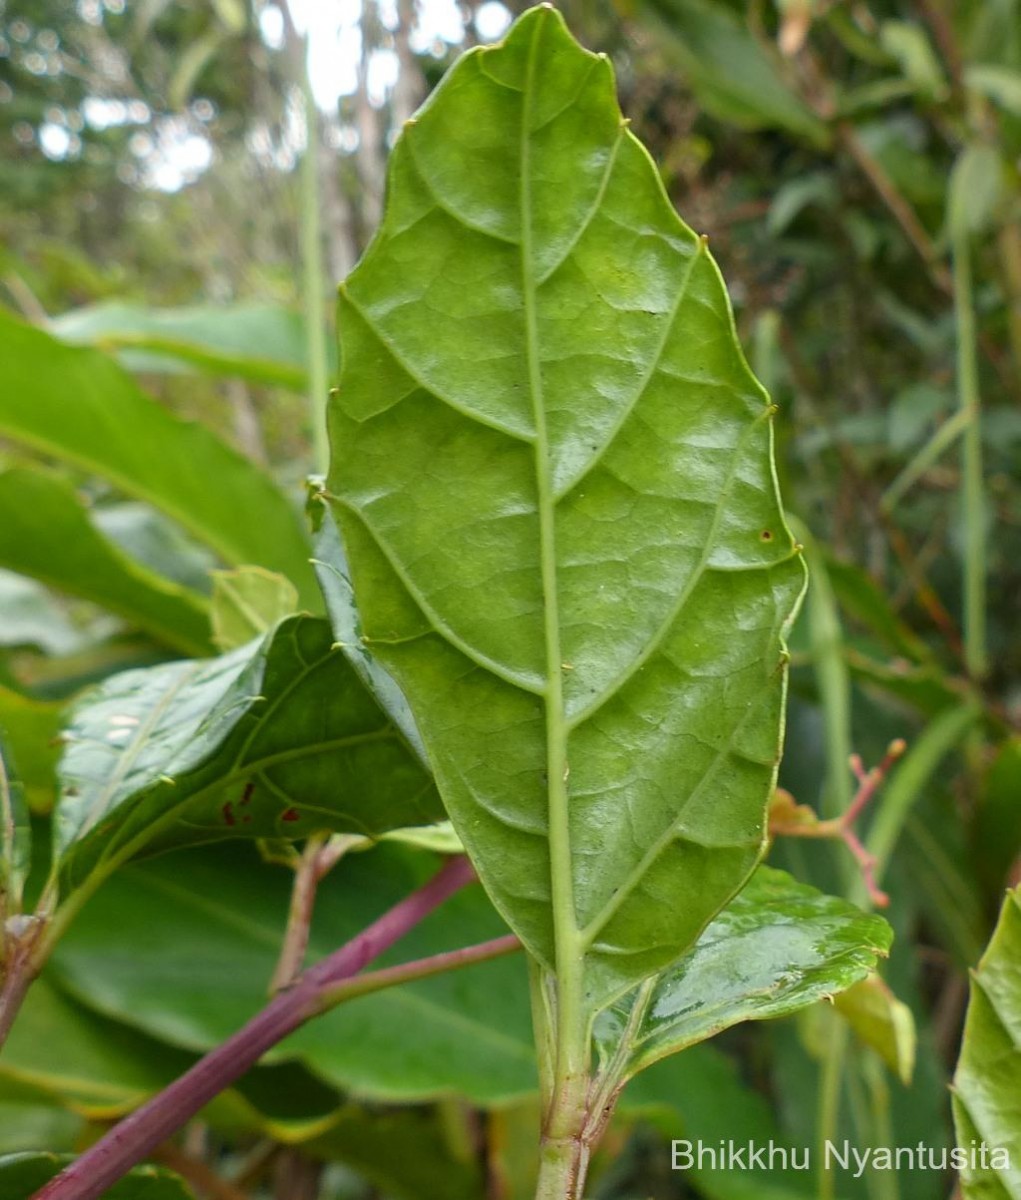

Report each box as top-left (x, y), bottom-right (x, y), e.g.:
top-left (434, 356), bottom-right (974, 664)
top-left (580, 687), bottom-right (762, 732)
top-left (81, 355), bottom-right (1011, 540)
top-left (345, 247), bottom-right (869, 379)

top-left (0, 467), bottom-right (212, 657)
top-left (326, 4), bottom-right (806, 1013)
top-left (953, 887), bottom-right (1021, 1200)
top-left (306, 1104), bottom-right (485, 1200)
top-left (597, 867), bottom-right (891, 1082)
top-left (50, 842), bottom-right (537, 1105)
top-left (0, 572), bottom-right (90, 658)
top-left (948, 143), bottom-right (1005, 240)
top-left (0, 741), bottom-right (31, 915)
top-left (0, 1154), bottom-right (195, 1199)
top-left (973, 739), bottom-right (1021, 902)
top-left (49, 301), bottom-right (319, 390)
top-left (54, 616), bottom-right (441, 887)
top-left (833, 974), bottom-right (916, 1085)
top-left (0, 687), bottom-right (61, 815)
top-left (0, 310), bottom-right (318, 605)
top-left (0, 978), bottom-right (345, 1143)
top-left (642, 0), bottom-right (829, 144)
top-left (209, 565), bottom-right (299, 651)
top-left (0, 979), bottom-right (195, 1118)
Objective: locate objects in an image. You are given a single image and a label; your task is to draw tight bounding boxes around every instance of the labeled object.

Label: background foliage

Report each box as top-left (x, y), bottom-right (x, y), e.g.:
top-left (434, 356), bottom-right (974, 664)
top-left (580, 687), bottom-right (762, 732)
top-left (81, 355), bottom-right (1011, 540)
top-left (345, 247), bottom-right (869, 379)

top-left (0, 0), bottom-right (1019, 1197)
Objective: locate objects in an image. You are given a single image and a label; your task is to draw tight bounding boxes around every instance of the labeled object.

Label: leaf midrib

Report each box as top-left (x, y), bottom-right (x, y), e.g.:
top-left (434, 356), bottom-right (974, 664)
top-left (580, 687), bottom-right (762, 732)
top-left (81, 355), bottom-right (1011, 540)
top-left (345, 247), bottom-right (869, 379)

top-left (519, 12), bottom-right (582, 1000)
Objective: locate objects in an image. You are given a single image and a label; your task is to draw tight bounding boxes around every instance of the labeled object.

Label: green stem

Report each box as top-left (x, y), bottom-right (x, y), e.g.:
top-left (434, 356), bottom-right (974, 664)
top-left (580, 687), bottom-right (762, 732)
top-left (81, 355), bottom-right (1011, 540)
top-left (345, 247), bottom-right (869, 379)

top-left (298, 55), bottom-right (330, 474)
top-left (535, 1133), bottom-right (590, 1200)
top-left (953, 231), bottom-right (986, 680)
top-left (817, 1021), bottom-right (848, 1200)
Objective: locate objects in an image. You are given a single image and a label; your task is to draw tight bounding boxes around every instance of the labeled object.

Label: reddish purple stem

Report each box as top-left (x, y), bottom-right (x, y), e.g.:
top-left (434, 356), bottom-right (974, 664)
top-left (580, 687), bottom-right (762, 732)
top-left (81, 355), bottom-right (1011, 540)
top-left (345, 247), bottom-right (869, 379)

top-left (32, 855), bottom-right (475, 1200)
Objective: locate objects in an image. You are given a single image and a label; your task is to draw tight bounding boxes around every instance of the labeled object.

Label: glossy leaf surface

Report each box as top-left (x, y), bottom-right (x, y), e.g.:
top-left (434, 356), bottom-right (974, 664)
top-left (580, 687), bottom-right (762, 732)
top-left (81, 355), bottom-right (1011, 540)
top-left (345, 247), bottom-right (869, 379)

top-left (0, 467), bottom-right (213, 657)
top-left (0, 310), bottom-right (317, 604)
top-left (953, 887), bottom-right (1021, 1200)
top-left (596, 867), bottom-right (891, 1080)
top-left (54, 616), bottom-right (440, 887)
top-left (326, 6), bottom-right (806, 1007)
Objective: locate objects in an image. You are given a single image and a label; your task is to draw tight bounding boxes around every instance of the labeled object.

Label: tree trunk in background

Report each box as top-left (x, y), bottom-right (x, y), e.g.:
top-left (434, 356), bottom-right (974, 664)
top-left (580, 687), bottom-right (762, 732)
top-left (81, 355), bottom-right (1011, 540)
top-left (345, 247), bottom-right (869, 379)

top-left (355, 0), bottom-right (385, 237)
top-left (391, 0), bottom-right (424, 129)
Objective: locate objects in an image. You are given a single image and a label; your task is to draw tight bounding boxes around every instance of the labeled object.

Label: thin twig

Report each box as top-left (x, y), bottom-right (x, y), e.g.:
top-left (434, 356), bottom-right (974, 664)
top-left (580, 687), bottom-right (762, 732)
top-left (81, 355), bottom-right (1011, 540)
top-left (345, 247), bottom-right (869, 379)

top-left (770, 739), bottom-right (907, 906)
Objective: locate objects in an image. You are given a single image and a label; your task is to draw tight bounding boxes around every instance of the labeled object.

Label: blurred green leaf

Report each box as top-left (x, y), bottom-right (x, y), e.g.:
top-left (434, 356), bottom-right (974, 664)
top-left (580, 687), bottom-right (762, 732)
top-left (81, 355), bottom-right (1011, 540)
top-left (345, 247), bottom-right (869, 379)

top-left (0, 310), bottom-right (318, 605)
top-left (0, 740), bottom-right (31, 915)
top-left (49, 301), bottom-right (319, 390)
top-left (974, 739), bottom-right (1021, 899)
top-left (879, 21), bottom-right (948, 99)
top-left (965, 65), bottom-right (1021, 116)
top-left (833, 974), bottom-right (916, 1085)
top-left (0, 686), bottom-right (61, 815)
top-left (0, 1154), bottom-right (195, 1198)
top-left (0, 978), bottom-right (194, 1118)
top-left (0, 572), bottom-right (94, 658)
top-left (952, 888), bottom-right (1021, 1199)
top-left (50, 843), bottom-right (536, 1105)
top-left (620, 1045), bottom-right (813, 1200)
top-left (306, 1103), bottom-right (485, 1200)
top-left (0, 467), bottom-right (213, 657)
top-left (767, 172), bottom-right (838, 236)
top-left (645, 0), bottom-right (829, 145)
top-left (54, 616), bottom-right (441, 888)
top-left (210, 565), bottom-right (299, 651)
top-left (948, 143), bottom-right (1005, 239)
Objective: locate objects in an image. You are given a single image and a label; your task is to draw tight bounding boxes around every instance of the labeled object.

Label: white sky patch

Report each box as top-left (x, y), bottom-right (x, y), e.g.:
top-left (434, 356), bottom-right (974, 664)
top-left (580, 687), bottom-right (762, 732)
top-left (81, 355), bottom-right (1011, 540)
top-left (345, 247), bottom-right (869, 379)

top-left (82, 96), bottom-right (151, 129)
top-left (279, 0), bottom-right (468, 109)
top-left (39, 121), bottom-right (73, 159)
top-left (142, 120), bottom-right (214, 192)
top-left (475, 1), bottom-right (511, 42)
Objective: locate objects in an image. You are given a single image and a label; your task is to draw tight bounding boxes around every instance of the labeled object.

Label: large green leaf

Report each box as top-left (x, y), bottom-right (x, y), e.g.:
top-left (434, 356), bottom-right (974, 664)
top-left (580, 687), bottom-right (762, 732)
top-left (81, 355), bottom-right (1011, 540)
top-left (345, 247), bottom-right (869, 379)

top-left (50, 843), bottom-right (538, 1105)
top-left (952, 888), bottom-right (1021, 1200)
top-left (0, 467), bottom-right (213, 657)
top-left (0, 1154), bottom-right (195, 1199)
top-left (50, 301), bottom-right (320, 390)
top-left (0, 310), bottom-right (317, 605)
top-left (325, 6), bottom-right (806, 1013)
top-left (53, 616), bottom-right (440, 888)
top-left (597, 867), bottom-right (891, 1083)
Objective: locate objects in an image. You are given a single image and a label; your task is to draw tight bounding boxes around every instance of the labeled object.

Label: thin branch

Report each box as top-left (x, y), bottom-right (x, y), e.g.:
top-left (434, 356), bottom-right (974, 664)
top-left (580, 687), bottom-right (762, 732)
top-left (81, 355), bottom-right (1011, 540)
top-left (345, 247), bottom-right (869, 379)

top-left (769, 739), bottom-right (907, 907)
top-left (32, 856), bottom-right (476, 1200)
top-left (317, 933), bottom-right (520, 1011)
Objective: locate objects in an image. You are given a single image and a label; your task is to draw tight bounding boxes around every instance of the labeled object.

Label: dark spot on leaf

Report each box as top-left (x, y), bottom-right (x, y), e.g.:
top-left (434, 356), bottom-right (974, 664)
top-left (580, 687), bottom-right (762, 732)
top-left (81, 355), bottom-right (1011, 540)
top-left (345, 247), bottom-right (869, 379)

top-left (240, 782), bottom-right (255, 806)
top-left (760, 530), bottom-right (773, 541)
top-left (281, 807), bottom-right (300, 823)
top-left (222, 802), bottom-right (236, 826)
